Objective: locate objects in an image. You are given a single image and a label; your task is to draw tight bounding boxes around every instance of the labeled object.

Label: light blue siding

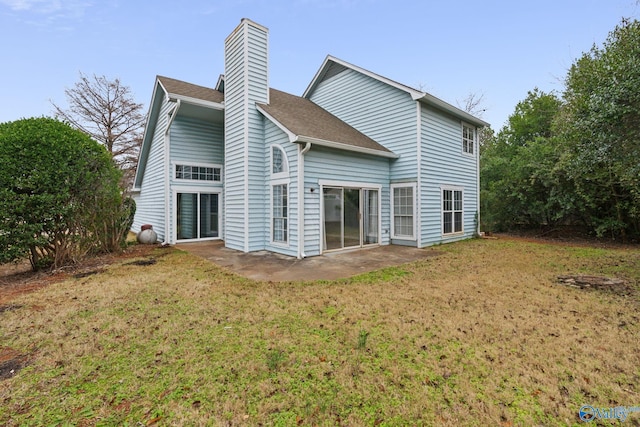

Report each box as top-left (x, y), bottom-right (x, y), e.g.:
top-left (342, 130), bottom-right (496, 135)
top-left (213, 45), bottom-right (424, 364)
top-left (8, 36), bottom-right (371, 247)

top-left (132, 95), bottom-right (171, 241)
top-left (420, 104), bottom-right (478, 245)
top-left (170, 116), bottom-right (224, 165)
top-left (308, 68), bottom-right (417, 180)
top-left (168, 115), bottom-right (224, 242)
top-left (304, 146), bottom-right (391, 255)
top-left (224, 19), bottom-right (269, 252)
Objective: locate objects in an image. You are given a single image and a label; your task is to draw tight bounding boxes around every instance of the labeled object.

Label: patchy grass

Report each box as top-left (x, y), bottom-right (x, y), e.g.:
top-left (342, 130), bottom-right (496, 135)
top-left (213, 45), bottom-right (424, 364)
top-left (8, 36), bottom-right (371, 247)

top-left (0, 239), bottom-right (639, 426)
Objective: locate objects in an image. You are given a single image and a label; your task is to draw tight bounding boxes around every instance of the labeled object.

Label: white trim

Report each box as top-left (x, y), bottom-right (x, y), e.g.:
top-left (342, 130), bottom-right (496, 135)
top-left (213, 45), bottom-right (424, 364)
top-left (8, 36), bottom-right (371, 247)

top-left (303, 55), bottom-right (489, 128)
top-left (270, 178), bottom-right (290, 248)
top-left (390, 183), bottom-right (417, 241)
top-left (304, 55), bottom-right (424, 100)
top-left (440, 185), bottom-right (465, 237)
top-left (166, 94), bottom-right (224, 110)
top-left (295, 135), bottom-right (399, 159)
top-left (319, 180), bottom-right (382, 191)
top-left (297, 142), bottom-right (311, 259)
top-left (172, 187), bottom-right (222, 243)
top-left (415, 101), bottom-right (422, 248)
top-left (256, 104), bottom-right (297, 142)
top-left (476, 126), bottom-right (481, 236)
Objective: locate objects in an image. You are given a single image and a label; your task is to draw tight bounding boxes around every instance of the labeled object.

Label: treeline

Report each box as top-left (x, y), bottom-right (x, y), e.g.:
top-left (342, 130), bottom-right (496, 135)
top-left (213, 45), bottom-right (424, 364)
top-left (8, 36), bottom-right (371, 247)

top-left (481, 19), bottom-right (640, 241)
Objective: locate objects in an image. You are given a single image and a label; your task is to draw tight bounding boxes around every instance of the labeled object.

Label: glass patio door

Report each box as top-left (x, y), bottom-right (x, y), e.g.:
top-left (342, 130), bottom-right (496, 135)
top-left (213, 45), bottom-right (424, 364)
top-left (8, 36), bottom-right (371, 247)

top-left (323, 187), bottom-right (379, 251)
top-left (177, 192), bottom-right (219, 240)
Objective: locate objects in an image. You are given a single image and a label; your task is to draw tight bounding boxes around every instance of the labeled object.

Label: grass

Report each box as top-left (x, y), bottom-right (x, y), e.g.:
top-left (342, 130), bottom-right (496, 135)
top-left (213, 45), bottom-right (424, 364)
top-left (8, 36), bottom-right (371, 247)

top-left (1, 239), bottom-right (639, 426)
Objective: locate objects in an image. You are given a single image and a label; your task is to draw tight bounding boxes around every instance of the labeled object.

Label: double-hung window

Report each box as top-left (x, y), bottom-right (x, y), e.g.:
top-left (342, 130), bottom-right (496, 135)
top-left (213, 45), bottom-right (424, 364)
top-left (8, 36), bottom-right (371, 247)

top-left (391, 183), bottom-right (416, 240)
top-left (462, 124), bottom-right (475, 155)
top-left (442, 187), bottom-right (463, 235)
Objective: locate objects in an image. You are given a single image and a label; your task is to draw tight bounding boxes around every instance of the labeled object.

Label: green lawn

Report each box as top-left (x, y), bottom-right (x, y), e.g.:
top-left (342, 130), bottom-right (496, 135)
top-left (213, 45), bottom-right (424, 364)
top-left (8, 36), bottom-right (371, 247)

top-left (1, 238), bottom-right (639, 426)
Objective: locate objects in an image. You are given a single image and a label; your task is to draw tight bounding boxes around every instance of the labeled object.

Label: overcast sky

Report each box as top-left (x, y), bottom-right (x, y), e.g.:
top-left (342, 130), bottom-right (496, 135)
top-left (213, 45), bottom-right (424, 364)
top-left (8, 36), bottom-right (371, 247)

top-left (1, 0), bottom-right (638, 129)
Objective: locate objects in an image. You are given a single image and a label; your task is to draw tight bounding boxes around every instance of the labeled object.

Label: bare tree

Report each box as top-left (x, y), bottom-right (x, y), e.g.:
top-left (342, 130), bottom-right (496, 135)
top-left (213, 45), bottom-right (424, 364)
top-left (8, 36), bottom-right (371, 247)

top-left (458, 92), bottom-right (487, 118)
top-left (52, 73), bottom-right (145, 187)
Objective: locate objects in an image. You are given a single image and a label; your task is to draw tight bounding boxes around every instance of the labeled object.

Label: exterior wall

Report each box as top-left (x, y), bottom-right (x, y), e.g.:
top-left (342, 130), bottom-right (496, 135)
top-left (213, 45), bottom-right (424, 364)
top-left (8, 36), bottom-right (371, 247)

top-left (420, 104), bottom-right (479, 245)
top-left (224, 19), bottom-right (269, 252)
top-left (303, 146), bottom-right (391, 256)
top-left (263, 120), bottom-right (298, 257)
top-left (131, 97), bottom-right (172, 241)
top-left (308, 68), bottom-right (417, 181)
top-left (168, 115), bottom-right (225, 243)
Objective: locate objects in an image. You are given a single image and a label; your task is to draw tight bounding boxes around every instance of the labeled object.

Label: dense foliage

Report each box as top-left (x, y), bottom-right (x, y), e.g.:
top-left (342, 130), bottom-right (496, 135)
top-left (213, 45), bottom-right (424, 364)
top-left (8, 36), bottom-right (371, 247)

top-left (0, 117), bottom-right (136, 270)
top-left (481, 19), bottom-right (640, 240)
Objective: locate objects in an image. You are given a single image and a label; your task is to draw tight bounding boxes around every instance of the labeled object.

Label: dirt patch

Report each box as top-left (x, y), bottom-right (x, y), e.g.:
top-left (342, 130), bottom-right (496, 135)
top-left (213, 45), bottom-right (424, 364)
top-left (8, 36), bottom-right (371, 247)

top-left (123, 258), bottom-right (157, 266)
top-left (557, 275), bottom-right (635, 296)
top-left (0, 244), bottom-right (159, 305)
top-left (0, 347), bottom-right (29, 380)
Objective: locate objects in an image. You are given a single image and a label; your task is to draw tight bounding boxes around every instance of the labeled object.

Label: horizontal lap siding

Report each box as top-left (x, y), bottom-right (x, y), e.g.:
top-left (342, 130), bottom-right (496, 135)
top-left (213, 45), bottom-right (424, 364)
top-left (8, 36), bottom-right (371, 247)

top-left (224, 20), bottom-right (269, 252)
top-left (421, 105), bottom-right (478, 244)
top-left (304, 146), bottom-right (391, 255)
top-left (170, 117), bottom-right (223, 164)
top-left (132, 98), bottom-right (171, 241)
top-left (169, 116), bottom-right (224, 242)
top-left (309, 68), bottom-right (417, 180)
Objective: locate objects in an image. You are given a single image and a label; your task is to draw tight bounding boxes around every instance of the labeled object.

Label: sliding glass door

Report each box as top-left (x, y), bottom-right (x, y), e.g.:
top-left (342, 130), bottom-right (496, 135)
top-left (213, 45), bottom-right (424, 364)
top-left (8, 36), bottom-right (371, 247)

top-left (177, 192), bottom-right (220, 241)
top-left (323, 186), bottom-right (379, 251)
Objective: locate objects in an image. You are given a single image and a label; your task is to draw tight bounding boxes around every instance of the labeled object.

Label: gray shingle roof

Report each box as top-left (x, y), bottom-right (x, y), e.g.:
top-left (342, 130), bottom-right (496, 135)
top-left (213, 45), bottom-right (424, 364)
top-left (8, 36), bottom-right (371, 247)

top-left (157, 76), bottom-right (224, 104)
top-left (258, 88), bottom-right (393, 155)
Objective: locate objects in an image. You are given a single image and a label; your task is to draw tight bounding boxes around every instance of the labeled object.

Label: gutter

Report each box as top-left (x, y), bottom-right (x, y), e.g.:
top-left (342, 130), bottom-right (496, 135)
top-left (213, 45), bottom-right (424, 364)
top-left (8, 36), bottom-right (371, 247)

top-left (162, 99), bottom-right (181, 245)
top-left (297, 142), bottom-right (312, 259)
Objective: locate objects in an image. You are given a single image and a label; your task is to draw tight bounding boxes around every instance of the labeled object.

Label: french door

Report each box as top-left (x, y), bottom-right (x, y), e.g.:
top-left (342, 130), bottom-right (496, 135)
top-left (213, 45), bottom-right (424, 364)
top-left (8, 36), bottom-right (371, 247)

top-left (176, 192), bottom-right (220, 241)
top-left (323, 186), bottom-right (379, 251)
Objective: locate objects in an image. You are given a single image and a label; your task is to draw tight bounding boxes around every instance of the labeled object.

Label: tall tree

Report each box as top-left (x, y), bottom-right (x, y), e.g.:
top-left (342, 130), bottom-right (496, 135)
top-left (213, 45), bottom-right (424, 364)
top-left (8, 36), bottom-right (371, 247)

top-left (558, 18), bottom-right (640, 238)
top-left (52, 73), bottom-right (145, 186)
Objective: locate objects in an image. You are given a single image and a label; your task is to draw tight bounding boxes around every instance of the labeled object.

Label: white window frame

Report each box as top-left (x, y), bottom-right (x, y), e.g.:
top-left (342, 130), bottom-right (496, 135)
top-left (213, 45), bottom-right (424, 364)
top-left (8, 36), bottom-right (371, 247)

top-left (173, 162), bottom-right (223, 183)
top-left (390, 183), bottom-right (417, 241)
top-left (270, 145), bottom-right (289, 180)
top-left (462, 123), bottom-right (476, 156)
top-left (172, 186), bottom-right (222, 243)
top-left (270, 179), bottom-right (289, 246)
top-left (441, 185), bottom-right (464, 236)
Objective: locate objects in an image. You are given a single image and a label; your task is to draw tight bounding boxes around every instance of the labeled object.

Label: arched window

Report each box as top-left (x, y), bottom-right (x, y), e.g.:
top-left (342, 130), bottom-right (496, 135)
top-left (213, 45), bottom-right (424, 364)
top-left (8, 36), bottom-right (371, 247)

top-left (271, 145), bottom-right (288, 176)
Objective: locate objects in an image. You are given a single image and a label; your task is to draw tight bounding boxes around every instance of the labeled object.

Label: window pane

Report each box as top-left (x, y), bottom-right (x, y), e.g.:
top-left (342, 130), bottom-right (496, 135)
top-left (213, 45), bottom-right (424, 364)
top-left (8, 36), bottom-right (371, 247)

top-left (272, 147), bottom-right (284, 174)
top-left (272, 184), bottom-right (287, 242)
top-left (454, 212), bottom-right (463, 233)
top-left (443, 212), bottom-right (452, 234)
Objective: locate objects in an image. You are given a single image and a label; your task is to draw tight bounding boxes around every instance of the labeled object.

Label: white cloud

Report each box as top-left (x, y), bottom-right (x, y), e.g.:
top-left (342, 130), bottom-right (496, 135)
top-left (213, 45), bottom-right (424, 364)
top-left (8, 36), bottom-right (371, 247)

top-left (0, 0), bottom-right (91, 16)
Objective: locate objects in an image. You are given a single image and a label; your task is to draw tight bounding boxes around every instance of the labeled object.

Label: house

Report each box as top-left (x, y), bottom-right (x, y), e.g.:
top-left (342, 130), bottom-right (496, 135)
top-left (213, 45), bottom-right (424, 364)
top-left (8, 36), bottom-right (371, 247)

top-left (131, 18), bottom-right (489, 259)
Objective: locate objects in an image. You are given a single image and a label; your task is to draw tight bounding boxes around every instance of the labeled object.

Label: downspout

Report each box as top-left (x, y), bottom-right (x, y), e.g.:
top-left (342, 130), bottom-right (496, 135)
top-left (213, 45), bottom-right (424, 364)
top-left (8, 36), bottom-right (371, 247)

top-left (297, 142), bottom-right (312, 259)
top-left (163, 99), bottom-right (181, 245)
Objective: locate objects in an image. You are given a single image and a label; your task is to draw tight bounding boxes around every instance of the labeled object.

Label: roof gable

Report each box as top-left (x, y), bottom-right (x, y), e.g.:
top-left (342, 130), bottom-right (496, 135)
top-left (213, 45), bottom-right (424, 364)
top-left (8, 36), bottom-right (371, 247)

top-left (257, 88), bottom-right (397, 159)
top-left (304, 55), bottom-right (489, 128)
top-left (157, 76), bottom-right (224, 105)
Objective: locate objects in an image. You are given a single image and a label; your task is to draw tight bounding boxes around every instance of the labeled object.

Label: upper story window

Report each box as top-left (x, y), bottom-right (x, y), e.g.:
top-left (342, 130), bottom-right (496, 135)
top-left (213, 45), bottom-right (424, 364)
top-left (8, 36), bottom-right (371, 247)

top-left (271, 145), bottom-right (288, 177)
top-left (462, 124), bottom-right (475, 155)
top-left (175, 164), bottom-right (221, 182)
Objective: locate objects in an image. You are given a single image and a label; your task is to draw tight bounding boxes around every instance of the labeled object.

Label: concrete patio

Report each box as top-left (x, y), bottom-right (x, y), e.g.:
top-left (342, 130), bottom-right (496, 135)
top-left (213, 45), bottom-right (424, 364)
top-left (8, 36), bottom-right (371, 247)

top-left (175, 240), bottom-right (441, 282)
